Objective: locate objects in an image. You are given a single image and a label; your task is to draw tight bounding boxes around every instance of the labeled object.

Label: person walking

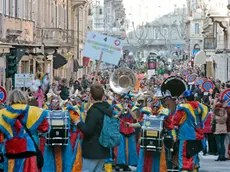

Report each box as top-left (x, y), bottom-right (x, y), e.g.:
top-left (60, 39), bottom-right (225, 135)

top-left (212, 102), bottom-right (228, 161)
top-left (75, 84), bottom-right (113, 172)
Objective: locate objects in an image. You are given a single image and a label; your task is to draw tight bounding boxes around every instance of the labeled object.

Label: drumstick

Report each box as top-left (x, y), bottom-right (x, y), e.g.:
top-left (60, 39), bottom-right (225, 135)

top-left (117, 117), bottom-right (131, 127)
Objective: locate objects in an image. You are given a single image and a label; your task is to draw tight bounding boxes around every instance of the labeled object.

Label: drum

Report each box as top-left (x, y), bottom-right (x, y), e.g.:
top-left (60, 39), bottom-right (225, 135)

top-left (140, 115), bottom-right (164, 152)
top-left (46, 110), bottom-right (70, 146)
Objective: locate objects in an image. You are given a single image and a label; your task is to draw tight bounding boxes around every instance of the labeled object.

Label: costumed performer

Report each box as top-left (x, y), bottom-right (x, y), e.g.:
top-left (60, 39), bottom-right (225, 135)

top-left (113, 93), bottom-right (138, 171)
top-left (171, 90), bottom-right (208, 172)
top-left (0, 89), bottom-right (49, 172)
top-left (41, 96), bottom-right (71, 172)
top-left (136, 97), bottom-right (172, 172)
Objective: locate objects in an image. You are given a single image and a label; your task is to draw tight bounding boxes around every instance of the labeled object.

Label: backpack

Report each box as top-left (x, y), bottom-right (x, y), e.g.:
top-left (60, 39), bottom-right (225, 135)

top-left (99, 115), bottom-right (121, 148)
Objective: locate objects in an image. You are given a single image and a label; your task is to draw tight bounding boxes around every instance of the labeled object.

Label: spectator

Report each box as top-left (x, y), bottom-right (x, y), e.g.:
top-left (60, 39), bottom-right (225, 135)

top-left (212, 102), bottom-right (228, 161)
top-left (60, 79), bottom-right (69, 100)
top-left (193, 85), bottom-right (202, 102)
top-left (225, 104), bottom-right (230, 160)
top-left (212, 82), bottom-right (221, 99)
top-left (73, 80), bottom-right (82, 92)
top-left (82, 75), bottom-right (88, 90)
top-left (76, 84), bottom-right (113, 171)
top-left (204, 110), bottom-right (217, 155)
top-left (69, 77), bottom-right (74, 87)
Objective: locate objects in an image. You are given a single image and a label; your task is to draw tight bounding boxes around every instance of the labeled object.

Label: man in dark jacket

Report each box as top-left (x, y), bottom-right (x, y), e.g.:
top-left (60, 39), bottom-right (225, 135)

top-left (60, 80), bottom-right (69, 100)
top-left (76, 84), bottom-right (113, 171)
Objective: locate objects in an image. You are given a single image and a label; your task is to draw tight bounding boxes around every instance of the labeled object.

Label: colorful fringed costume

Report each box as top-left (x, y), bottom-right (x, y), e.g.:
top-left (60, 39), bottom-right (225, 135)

top-left (137, 106), bottom-right (173, 172)
top-left (172, 101), bottom-right (208, 171)
top-left (114, 103), bottom-right (138, 167)
top-left (0, 104), bottom-right (49, 172)
top-left (136, 107), bottom-right (152, 154)
top-left (41, 105), bottom-right (83, 172)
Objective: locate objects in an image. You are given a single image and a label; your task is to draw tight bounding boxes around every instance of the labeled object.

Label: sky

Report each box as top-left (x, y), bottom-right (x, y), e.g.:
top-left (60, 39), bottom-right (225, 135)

top-left (123, 0), bottom-right (186, 25)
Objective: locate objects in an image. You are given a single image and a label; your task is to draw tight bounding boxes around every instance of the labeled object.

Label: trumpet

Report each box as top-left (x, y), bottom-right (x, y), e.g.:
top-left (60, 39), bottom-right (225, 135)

top-left (123, 103), bottom-right (129, 114)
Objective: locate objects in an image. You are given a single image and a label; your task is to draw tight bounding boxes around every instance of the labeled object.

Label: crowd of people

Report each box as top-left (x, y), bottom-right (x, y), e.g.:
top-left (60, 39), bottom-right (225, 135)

top-left (0, 61), bottom-right (229, 172)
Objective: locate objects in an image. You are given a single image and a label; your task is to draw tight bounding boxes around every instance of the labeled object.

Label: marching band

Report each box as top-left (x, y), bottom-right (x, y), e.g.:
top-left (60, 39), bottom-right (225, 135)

top-left (0, 68), bottom-right (209, 172)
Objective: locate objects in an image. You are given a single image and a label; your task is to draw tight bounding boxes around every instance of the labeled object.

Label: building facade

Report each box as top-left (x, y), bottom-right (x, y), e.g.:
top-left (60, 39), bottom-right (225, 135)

top-left (124, 7), bottom-right (186, 61)
top-left (104, 0), bottom-right (126, 38)
top-left (185, 0), bottom-right (204, 59)
top-left (0, 0), bottom-right (92, 91)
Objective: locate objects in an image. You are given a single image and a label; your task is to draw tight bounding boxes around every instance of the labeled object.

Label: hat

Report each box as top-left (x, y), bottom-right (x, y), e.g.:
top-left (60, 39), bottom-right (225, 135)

top-left (121, 92), bottom-right (134, 99)
top-left (183, 90), bottom-right (193, 98)
top-left (152, 98), bottom-right (161, 108)
top-left (215, 102), bottom-right (223, 108)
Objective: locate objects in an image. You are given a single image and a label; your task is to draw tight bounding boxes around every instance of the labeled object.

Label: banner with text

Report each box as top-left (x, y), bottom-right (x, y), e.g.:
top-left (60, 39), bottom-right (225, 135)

top-left (83, 32), bottom-right (123, 65)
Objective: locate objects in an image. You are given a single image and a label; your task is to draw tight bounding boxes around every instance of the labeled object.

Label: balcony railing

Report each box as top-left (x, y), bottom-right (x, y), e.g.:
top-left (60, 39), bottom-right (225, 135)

top-left (204, 38), bottom-right (217, 50)
top-left (35, 28), bottom-right (75, 46)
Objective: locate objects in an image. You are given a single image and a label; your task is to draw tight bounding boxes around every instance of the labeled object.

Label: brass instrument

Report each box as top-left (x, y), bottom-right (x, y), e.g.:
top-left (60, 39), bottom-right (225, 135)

top-left (109, 67), bottom-right (136, 94)
top-left (123, 103), bottom-right (129, 114)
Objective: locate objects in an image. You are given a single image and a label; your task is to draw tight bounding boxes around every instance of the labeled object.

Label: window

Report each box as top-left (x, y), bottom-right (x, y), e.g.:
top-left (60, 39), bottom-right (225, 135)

top-left (15, 0), bottom-right (18, 17)
top-left (154, 28), bottom-right (159, 39)
top-left (25, 0), bottom-right (28, 19)
top-left (195, 23), bottom-right (200, 34)
top-left (9, 0), bottom-right (13, 16)
top-left (0, 0), bottom-right (2, 13)
top-left (21, 61), bottom-right (30, 73)
top-left (164, 28), bottom-right (168, 38)
top-left (30, 0), bottom-right (33, 20)
top-left (5, 0), bottom-right (9, 15)
top-left (129, 32), bottom-right (133, 39)
top-left (107, 7), bottom-right (111, 15)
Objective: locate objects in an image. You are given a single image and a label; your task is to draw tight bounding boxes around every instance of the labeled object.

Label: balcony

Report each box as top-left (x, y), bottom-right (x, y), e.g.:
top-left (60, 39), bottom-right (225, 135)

top-left (124, 38), bottom-right (185, 47)
top-left (112, 0), bottom-right (122, 7)
top-left (204, 38), bottom-right (217, 50)
top-left (1, 15), bottom-right (34, 43)
top-left (35, 28), bottom-right (75, 47)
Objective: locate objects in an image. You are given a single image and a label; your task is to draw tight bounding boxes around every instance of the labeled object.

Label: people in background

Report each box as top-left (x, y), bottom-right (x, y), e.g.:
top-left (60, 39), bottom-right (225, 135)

top-left (212, 102), bottom-right (228, 161)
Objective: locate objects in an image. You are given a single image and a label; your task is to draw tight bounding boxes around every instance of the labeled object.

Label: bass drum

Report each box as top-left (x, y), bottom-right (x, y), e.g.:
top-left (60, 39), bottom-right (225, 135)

top-left (161, 76), bottom-right (188, 98)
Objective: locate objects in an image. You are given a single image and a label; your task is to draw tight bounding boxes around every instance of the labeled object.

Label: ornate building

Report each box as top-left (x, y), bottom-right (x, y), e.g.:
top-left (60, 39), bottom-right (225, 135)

top-left (0, 0), bottom-right (92, 91)
top-left (124, 7), bottom-right (186, 61)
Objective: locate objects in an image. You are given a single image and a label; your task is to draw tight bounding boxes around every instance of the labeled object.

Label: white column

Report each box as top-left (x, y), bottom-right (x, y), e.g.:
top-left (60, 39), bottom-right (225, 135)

top-left (5, 0), bottom-right (9, 15)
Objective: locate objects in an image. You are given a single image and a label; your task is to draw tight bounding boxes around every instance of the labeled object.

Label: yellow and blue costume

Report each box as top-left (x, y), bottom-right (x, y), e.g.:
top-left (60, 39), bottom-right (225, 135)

top-left (0, 104), bottom-right (49, 172)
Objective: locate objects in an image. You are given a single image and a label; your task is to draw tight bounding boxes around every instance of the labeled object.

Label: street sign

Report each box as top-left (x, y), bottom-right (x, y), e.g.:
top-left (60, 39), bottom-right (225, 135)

top-left (0, 86), bottom-right (7, 104)
top-left (83, 32), bottom-right (123, 65)
top-left (147, 69), bottom-right (155, 76)
top-left (192, 49), bottom-right (200, 56)
top-left (15, 73), bottom-right (34, 88)
top-left (221, 89), bottom-right (230, 107)
top-left (195, 78), bottom-right (203, 86)
top-left (202, 80), bottom-right (214, 92)
top-left (187, 74), bottom-right (196, 84)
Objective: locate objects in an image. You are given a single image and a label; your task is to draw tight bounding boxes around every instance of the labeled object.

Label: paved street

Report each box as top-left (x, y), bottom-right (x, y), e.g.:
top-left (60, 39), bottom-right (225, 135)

top-left (111, 154), bottom-right (230, 172)
top-left (199, 154), bottom-right (230, 172)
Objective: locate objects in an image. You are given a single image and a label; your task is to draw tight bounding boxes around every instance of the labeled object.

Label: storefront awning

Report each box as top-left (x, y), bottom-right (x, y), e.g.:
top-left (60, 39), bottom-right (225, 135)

top-left (53, 53), bottom-right (67, 69)
top-left (194, 50), bottom-right (206, 65)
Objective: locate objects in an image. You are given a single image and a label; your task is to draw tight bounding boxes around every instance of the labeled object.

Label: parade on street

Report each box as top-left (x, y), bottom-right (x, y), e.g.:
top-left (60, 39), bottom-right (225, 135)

top-left (0, 0), bottom-right (230, 172)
